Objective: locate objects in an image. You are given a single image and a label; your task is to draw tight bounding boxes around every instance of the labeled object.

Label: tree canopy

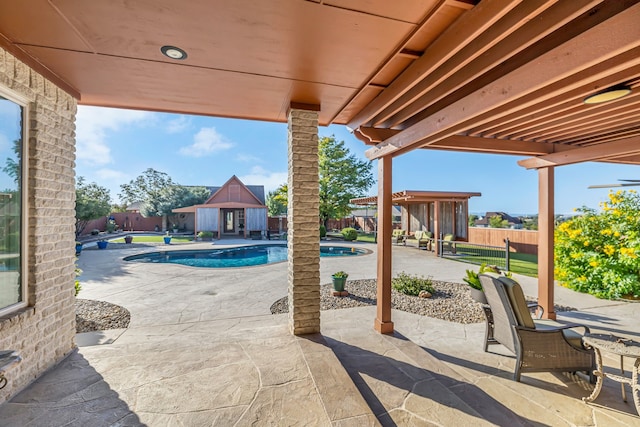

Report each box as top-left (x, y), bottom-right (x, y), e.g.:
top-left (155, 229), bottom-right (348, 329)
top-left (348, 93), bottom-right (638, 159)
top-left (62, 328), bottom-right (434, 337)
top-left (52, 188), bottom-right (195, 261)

top-left (488, 215), bottom-right (509, 228)
top-left (75, 177), bottom-right (112, 237)
top-left (268, 136), bottom-right (374, 225)
top-left (120, 168), bottom-right (209, 225)
top-left (266, 183), bottom-right (288, 217)
top-left (318, 136), bottom-right (374, 226)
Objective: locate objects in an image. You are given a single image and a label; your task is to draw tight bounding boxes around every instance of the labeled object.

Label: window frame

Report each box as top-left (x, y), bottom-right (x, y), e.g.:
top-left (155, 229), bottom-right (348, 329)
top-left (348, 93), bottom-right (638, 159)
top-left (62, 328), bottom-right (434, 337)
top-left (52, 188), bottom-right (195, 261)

top-left (0, 85), bottom-right (29, 316)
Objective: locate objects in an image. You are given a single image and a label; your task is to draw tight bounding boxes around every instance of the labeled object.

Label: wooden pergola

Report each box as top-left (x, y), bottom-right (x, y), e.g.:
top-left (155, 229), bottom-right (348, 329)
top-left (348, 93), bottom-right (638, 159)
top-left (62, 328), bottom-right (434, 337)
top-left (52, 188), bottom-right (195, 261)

top-left (2, 0), bottom-right (640, 334)
top-left (351, 190), bottom-right (481, 254)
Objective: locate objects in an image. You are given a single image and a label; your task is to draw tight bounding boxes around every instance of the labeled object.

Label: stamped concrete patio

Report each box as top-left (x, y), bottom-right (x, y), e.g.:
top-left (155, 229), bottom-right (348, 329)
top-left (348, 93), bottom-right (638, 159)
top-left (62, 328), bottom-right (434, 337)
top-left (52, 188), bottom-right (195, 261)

top-left (0, 240), bottom-right (638, 426)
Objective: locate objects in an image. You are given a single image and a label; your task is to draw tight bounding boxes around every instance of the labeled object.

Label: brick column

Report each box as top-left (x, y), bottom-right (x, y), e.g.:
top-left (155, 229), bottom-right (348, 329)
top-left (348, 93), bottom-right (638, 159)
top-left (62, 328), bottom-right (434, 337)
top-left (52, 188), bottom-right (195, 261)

top-left (287, 106), bottom-right (320, 335)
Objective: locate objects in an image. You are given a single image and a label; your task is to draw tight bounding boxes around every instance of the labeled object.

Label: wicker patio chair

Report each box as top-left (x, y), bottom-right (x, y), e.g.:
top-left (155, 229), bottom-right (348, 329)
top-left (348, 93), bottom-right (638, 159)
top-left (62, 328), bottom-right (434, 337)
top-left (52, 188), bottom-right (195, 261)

top-left (479, 273), bottom-right (595, 382)
top-left (391, 229), bottom-right (407, 245)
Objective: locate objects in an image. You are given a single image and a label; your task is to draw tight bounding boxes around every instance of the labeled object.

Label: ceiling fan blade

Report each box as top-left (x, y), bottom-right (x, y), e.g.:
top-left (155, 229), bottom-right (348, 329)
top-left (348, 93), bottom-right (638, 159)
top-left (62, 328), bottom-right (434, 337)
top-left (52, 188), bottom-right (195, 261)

top-left (588, 183), bottom-right (640, 189)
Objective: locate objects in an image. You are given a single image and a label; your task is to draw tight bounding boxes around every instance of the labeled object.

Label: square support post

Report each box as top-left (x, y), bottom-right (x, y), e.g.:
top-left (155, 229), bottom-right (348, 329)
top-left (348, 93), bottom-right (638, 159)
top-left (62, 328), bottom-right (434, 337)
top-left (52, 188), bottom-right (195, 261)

top-left (538, 167), bottom-right (556, 320)
top-left (433, 200), bottom-right (441, 256)
top-left (287, 106), bottom-right (321, 335)
top-left (375, 155), bottom-right (394, 334)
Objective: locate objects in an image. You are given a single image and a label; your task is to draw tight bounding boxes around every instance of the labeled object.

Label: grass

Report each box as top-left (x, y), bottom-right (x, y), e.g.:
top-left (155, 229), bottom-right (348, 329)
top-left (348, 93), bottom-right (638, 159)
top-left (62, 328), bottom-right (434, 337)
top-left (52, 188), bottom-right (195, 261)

top-left (110, 235), bottom-right (194, 243)
top-left (450, 243), bottom-right (538, 277)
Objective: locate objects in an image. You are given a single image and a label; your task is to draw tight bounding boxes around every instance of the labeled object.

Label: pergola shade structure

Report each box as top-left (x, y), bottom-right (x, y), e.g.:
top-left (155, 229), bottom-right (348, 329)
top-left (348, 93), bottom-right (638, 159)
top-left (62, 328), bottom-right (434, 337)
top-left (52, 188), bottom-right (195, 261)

top-left (352, 190), bottom-right (481, 247)
top-left (1, 0), bottom-right (640, 399)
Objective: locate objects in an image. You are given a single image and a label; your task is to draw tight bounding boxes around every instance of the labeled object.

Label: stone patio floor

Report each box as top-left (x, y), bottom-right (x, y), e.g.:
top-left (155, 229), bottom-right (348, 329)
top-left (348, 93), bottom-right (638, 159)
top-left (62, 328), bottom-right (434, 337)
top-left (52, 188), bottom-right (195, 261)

top-left (0, 239), bottom-right (639, 426)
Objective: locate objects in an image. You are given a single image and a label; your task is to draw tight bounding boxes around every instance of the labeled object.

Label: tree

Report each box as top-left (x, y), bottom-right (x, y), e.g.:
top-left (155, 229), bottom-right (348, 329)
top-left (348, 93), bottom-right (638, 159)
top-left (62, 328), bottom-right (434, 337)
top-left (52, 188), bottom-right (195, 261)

top-left (318, 136), bottom-right (374, 226)
top-left (3, 139), bottom-right (21, 185)
top-left (468, 214), bottom-right (478, 227)
top-left (266, 183), bottom-right (288, 217)
top-left (555, 190), bottom-right (640, 299)
top-left (119, 168), bottom-right (174, 206)
top-left (488, 215), bottom-right (509, 228)
top-left (75, 177), bottom-right (112, 237)
top-left (141, 184), bottom-right (210, 226)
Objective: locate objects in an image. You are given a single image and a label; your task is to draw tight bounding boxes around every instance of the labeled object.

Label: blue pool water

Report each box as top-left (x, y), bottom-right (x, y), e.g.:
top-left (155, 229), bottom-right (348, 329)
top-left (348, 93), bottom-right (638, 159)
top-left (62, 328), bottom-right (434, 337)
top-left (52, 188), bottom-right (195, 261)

top-left (123, 244), bottom-right (368, 268)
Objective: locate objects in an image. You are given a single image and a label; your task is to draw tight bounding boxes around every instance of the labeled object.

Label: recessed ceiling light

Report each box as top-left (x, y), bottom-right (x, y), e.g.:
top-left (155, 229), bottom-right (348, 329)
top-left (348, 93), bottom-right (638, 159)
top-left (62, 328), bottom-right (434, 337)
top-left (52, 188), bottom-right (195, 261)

top-left (161, 45), bottom-right (187, 60)
top-left (583, 84), bottom-right (632, 104)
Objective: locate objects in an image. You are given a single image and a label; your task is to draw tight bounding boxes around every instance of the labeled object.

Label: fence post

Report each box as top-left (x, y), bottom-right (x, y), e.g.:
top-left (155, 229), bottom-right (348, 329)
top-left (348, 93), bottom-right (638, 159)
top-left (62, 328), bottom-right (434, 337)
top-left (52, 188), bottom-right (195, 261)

top-left (505, 237), bottom-right (511, 271)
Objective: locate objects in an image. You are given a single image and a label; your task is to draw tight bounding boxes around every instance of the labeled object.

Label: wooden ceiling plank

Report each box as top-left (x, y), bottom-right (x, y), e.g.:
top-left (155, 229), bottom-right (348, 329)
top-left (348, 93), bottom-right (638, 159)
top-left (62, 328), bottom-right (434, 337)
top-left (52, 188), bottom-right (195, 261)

top-left (536, 110), bottom-right (640, 142)
top-left (552, 125), bottom-right (640, 145)
top-left (375, 0), bottom-right (601, 128)
top-left (499, 90), bottom-right (640, 139)
top-left (347, 0), bottom-right (522, 130)
top-left (366, 4), bottom-right (640, 160)
top-left (518, 136), bottom-right (640, 169)
top-left (470, 66), bottom-right (640, 137)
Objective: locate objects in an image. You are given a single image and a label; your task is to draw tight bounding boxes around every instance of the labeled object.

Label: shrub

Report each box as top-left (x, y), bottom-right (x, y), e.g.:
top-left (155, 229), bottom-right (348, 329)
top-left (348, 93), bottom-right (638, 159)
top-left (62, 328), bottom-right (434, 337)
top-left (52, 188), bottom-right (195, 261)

top-left (197, 231), bottom-right (214, 239)
top-left (75, 265), bottom-right (82, 297)
top-left (319, 224), bottom-right (327, 238)
top-left (392, 272), bottom-right (434, 296)
top-left (91, 229), bottom-right (100, 235)
top-left (341, 227), bottom-right (357, 241)
top-left (555, 190), bottom-right (640, 299)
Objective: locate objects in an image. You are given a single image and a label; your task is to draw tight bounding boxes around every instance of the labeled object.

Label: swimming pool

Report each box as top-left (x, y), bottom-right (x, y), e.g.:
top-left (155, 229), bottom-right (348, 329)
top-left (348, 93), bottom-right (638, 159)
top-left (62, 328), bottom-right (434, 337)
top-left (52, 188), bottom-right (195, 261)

top-left (123, 244), bottom-right (369, 268)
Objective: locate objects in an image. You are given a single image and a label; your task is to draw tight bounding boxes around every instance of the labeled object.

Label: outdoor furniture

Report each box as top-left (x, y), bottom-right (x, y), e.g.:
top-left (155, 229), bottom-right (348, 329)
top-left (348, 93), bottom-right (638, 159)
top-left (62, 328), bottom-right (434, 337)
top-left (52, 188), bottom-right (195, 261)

top-left (479, 273), bottom-right (595, 382)
top-left (582, 333), bottom-right (640, 415)
top-left (441, 233), bottom-right (456, 254)
top-left (391, 229), bottom-right (407, 245)
top-left (405, 230), bottom-right (433, 250)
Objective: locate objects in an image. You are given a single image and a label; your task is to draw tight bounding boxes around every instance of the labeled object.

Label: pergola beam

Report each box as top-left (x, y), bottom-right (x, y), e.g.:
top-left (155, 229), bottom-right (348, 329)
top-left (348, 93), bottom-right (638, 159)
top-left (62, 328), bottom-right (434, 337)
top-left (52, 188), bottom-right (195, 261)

top-left (365, 4), bottom-right (640, 160)
top-left (377, 0), bottom-right (599, 128)
top-left (347, 0), bottom-right (521, 129)
top-left (518, 136), bottom-right (640, 169)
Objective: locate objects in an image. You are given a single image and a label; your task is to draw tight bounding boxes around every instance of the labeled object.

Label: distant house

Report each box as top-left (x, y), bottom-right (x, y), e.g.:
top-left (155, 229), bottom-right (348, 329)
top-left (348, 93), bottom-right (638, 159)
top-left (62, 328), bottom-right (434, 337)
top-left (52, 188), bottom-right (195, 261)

top-left (173, 175), bottom-right (267, 238)
top-left (475, 211), bottom-right (523, 229)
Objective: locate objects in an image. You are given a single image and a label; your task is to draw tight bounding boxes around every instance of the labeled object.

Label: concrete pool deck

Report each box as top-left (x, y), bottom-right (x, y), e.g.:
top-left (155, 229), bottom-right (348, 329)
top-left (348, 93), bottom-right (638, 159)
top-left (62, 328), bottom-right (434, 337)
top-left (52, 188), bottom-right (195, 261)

top-left (1, 240), bottom-right (639, 425)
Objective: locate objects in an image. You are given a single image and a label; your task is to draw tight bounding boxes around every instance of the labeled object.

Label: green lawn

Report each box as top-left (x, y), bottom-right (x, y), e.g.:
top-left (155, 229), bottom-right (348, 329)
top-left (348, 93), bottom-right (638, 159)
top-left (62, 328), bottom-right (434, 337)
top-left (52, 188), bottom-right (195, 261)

top-left (450, 243), bottom-right (538, 277)
top-left (110, 235), bottom-right (194, 243)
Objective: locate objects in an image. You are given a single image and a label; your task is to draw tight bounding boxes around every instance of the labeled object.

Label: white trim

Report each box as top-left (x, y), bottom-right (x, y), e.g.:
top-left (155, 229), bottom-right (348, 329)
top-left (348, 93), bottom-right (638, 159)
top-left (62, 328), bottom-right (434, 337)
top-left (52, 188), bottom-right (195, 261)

top-left (0, 86), bottom-right (29, 316)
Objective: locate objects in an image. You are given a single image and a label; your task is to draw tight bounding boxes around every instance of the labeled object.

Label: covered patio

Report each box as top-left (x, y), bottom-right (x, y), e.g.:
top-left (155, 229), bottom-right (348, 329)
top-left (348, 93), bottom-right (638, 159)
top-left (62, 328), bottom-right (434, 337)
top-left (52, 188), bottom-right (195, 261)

top-left (0, 243), bottom-right (638, 425)
top-left (1, 0), bottom-right (640, 422)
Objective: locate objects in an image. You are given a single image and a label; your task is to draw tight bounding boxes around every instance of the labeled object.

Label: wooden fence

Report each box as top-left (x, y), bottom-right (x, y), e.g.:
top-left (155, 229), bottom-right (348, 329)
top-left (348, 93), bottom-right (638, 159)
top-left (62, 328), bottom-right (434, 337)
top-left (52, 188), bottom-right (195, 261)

top-left (468, 227), bottom-right (538, 255)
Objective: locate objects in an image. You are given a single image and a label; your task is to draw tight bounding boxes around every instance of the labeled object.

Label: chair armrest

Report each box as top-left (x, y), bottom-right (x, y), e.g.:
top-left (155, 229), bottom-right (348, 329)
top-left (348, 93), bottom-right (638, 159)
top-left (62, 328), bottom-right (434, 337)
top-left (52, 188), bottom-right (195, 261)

top-left (526, 303), bottom-right (544, 319)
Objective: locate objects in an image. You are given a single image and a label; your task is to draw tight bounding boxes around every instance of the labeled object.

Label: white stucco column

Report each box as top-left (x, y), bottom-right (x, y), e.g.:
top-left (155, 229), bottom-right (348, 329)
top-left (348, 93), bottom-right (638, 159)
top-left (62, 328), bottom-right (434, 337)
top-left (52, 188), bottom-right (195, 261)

top-left (287, 104), bottom-right (320, 335)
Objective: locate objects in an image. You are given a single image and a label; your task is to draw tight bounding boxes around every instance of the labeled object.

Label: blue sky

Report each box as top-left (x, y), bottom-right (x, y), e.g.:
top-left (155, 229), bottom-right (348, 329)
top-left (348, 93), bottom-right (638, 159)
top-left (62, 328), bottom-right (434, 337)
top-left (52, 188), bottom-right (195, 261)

top-left (75, 106), bottom-right (640, 215)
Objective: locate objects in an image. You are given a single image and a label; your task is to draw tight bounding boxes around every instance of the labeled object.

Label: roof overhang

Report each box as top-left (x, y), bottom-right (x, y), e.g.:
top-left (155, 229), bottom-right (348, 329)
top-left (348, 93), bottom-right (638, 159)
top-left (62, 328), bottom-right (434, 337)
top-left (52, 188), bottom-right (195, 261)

top-left (351, 190), bottom-right (481, 205)
top-left (1, 1), bottom-right (639, 166)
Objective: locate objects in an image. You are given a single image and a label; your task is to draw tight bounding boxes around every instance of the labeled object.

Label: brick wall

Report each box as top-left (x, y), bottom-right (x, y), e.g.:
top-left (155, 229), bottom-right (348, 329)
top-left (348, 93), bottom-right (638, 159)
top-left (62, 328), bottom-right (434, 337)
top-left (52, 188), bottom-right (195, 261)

top-left (0, 47), bottom-right (77, 401)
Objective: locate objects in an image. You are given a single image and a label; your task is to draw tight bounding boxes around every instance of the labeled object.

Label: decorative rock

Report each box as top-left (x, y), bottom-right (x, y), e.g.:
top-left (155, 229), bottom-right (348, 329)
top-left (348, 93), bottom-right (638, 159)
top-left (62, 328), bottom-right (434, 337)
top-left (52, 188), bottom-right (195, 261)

top-left (418, 291), bottom-right (432, 299)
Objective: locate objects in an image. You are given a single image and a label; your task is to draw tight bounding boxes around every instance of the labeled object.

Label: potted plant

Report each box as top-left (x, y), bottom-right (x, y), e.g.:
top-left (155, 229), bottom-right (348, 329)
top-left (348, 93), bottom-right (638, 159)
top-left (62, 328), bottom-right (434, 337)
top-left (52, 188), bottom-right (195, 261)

top-left (172, 223), bottom-right (179, 233)
top-left (97, 239), bottom-right (108, 250)
top-left (164, 232), bottom-right (172, 244)
top-left (124, 235), bottom-right (133, 244)
top-left (332, 271), bottom-right (349, 292)
top-left (463, 264), bottom-right (509, 304)
top-left (75, 241), bottom-right (83, 255)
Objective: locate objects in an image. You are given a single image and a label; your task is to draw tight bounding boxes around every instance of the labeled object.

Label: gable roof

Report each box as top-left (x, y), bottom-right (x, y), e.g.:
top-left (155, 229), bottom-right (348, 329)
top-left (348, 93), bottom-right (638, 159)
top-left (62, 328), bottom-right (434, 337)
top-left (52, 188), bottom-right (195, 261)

top-left (475, 212), bottom-right (522, 226)
top-left (204, 175), bottom-right (265, 206)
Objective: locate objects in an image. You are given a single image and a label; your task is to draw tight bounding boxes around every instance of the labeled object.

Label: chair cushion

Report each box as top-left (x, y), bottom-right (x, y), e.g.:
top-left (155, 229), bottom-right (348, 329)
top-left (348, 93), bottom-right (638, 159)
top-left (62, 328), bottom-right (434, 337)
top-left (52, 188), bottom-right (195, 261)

top-left (533, 320), bottom-right (584, 349)
top-left (424, 231), bottom-right (433, 238)
top-left (444, 234), bottom-right (454, 241)
top-left (414, 231), bottom-right (423, 240)
top-left (499, 276), bottom-right (535, 329)
top-left (392, 229), bottom-right (405, 237)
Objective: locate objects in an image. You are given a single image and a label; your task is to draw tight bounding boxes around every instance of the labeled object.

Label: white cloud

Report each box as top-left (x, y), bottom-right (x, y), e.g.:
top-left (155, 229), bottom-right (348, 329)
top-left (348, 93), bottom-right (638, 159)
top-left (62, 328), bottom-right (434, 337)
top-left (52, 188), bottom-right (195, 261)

top-left (76, 106), bottom-right (154, 166)
top-left (179, 127), bottom-right (234, 157)
top-left (95, 168), bottom-right (129, 182)
top-left (239, 166), bottom-right (287, 193)
top-left (236, 153), bottom-right (263, 163)
top-left (165, 115), bottom-right (191, 133)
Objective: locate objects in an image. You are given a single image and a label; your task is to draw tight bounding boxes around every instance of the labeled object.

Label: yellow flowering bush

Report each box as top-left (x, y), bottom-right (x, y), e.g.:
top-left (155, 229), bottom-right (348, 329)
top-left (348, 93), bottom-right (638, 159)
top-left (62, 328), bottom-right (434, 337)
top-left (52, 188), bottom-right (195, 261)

top-left (555, 190), bottom-right (640, 299)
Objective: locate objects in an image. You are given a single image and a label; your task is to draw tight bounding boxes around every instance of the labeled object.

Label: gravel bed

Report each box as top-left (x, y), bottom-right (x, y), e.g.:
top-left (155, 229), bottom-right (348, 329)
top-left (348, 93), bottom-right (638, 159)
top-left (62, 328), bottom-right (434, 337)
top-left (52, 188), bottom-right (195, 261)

top-left (75, 299), bottom-right (131, 333)
top-left (270, 279), bottom-right (576, 324)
